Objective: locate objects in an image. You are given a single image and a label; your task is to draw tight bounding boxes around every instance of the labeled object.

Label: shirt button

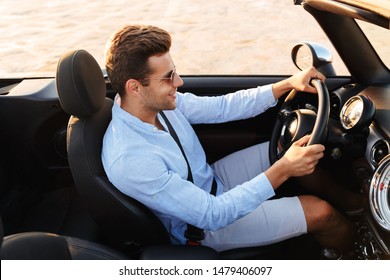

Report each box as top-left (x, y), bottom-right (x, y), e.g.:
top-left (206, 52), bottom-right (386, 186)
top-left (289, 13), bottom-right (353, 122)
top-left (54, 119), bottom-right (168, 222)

top-left (153, 127), bottom-right (158, 132)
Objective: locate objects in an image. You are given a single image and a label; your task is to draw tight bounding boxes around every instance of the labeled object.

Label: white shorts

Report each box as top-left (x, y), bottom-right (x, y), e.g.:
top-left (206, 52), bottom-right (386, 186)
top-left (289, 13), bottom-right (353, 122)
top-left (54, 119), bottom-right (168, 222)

top-left (205, 142), bottom-right (307, 252)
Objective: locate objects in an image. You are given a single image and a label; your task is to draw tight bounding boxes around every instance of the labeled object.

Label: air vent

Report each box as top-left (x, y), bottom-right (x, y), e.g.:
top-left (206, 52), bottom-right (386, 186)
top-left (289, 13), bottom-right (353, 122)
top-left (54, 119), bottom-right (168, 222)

top-left (343, 84), bottom-right (356, 89)
top-left (370, 139), bottom-right (389, 167)
top-left (329, 93), bottom-right (341, 119)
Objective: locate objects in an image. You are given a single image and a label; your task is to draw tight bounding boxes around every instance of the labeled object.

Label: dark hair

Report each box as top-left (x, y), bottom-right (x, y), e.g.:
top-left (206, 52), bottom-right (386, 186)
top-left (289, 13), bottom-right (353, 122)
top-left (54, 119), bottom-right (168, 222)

top-left (105, 25), bottom-right (172, 96)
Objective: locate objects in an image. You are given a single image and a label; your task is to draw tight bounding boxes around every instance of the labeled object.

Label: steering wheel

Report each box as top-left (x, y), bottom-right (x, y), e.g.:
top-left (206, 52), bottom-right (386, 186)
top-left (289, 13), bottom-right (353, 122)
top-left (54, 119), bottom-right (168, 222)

top-left (269, 79), bottom-right (330, 165)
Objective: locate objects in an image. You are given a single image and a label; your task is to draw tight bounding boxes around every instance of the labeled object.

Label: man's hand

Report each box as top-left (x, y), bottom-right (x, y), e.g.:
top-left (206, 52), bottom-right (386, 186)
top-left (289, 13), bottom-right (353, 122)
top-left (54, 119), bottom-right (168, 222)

top-left (288, 66), bottom-right (326, 94)
top-left (265, 135), bottom-right (325, 189)
top-left (282, 135), bottom-right (325, 177)
top-left (272, 66), bottom-right (326, 99)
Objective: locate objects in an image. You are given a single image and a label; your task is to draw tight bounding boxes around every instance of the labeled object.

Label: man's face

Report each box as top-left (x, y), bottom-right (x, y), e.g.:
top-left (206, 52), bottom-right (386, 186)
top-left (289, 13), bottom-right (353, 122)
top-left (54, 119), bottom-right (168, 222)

top-left (139, 52), bottom-right (183, 113)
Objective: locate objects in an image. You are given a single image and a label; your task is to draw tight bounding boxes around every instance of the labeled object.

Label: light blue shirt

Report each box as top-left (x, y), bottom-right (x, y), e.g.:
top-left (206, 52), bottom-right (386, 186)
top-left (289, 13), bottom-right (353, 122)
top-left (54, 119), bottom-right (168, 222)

top-left (102, 84), bottom-right (277, 244)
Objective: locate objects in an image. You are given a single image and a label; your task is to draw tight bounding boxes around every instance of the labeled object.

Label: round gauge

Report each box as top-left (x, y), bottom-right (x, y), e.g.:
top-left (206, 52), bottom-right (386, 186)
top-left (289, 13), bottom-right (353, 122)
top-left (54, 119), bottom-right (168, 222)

top-left (369, 154), bottom-right (390, 232)
top-left (340, 95), bottom-right (375, 131)
top-left (340, 96), bottom-right (364, 129)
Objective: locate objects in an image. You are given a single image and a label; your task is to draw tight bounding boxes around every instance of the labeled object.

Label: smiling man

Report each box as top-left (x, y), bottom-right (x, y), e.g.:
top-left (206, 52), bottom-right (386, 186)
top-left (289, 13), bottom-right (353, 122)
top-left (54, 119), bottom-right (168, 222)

top-left (102, 24), bottom-right (356, 255)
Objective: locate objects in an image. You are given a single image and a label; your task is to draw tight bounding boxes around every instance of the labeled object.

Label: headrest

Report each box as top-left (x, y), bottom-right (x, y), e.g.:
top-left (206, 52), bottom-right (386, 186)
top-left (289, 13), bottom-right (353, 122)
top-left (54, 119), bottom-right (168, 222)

top-left (56, 50), bottom-right (106, 118)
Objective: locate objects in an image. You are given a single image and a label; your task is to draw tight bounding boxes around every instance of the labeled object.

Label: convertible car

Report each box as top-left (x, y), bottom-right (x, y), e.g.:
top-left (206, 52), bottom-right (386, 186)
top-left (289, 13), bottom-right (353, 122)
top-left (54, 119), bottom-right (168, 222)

top-left (0, 0), bottom-right (389, 260)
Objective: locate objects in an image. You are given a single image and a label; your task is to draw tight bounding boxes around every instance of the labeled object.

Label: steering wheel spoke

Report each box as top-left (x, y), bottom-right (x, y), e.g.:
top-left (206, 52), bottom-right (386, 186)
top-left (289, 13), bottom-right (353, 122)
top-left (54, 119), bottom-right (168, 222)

top-left (278, 108), bottom-right (292, 122)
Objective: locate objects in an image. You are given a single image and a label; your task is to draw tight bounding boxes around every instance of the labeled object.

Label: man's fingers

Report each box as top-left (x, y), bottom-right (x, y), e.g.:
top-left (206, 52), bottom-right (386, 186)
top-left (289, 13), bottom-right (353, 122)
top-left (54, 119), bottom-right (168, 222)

top-left (294, 135), bottom-right (310, 146)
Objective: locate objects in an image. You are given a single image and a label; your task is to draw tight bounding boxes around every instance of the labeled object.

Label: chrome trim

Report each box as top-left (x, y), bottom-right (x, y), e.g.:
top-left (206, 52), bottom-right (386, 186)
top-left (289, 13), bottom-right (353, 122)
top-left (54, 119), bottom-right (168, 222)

top-left (369, 154), bottom-right (390, 232)
top-left (365, 212), bottom-right (390, 255)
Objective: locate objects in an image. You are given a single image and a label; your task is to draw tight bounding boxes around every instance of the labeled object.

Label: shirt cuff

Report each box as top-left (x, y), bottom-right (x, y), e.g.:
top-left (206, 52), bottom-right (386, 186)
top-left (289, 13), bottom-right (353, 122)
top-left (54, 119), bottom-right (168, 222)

top-left (251, 172), bottom-right (275, 201)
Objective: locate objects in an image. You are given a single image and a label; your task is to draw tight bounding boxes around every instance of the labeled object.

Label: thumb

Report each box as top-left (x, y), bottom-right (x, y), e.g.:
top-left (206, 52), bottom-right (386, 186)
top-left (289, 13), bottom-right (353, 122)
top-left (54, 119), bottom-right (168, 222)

top-left (294, 135), bottom-right (310, 147)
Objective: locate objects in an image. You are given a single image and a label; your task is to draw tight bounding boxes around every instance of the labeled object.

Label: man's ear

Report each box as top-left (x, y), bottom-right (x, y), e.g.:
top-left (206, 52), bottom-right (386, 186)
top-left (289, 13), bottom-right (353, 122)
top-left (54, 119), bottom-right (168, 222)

top-left (125, 78), bottom-right (141, 96)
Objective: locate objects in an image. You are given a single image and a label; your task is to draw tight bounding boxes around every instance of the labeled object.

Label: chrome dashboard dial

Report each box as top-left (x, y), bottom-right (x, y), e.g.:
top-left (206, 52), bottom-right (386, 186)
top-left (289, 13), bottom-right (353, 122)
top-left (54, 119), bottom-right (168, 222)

top-left (369, 154), bottom-right (390, 232)
top-left (340, 95), bottom-right (375, 131)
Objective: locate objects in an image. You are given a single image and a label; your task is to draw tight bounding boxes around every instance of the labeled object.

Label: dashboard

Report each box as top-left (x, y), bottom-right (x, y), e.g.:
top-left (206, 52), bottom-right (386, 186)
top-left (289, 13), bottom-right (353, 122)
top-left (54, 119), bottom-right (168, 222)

top-left (329, 83), bottom-right (390, 259)
top-left (328, 84), bottom-right (390, 166)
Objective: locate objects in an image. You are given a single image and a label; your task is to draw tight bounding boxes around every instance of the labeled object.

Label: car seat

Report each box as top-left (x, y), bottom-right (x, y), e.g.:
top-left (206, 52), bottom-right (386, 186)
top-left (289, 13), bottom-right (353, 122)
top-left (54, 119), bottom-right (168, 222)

top-left (0, 216), bottom-right (127, 260)
top-left (56, 49), bottom-right (171, 257)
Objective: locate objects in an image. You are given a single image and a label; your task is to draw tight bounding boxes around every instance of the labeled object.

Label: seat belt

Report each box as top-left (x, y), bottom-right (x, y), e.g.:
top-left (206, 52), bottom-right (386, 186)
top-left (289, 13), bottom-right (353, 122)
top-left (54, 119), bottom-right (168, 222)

top-left (159, 111), bottom-right (217, 245)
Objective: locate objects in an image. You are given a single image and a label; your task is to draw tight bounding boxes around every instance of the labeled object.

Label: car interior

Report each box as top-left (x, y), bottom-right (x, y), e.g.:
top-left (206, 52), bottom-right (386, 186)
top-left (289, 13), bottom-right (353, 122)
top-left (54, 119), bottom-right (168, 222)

top-left (0, 0), bottom-right (389, 260)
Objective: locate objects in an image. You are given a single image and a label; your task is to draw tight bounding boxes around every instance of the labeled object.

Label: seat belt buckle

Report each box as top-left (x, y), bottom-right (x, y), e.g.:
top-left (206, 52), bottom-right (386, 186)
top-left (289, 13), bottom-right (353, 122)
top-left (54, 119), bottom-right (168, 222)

top-left (186, 240), bottom-right (202, 246)
top-left (184, 229), bottom-right (204, 246)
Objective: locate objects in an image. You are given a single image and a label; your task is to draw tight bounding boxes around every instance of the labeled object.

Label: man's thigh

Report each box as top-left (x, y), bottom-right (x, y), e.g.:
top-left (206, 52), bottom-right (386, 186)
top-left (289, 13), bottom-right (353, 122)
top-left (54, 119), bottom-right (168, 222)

top-left (203, 196), bottom-right (307, 251)
top-left (212, 142), bottom-right (271, 191)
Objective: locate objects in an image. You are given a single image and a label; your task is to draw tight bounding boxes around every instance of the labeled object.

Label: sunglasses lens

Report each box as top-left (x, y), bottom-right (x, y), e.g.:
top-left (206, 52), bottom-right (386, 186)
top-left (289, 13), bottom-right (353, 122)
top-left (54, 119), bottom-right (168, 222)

top-left (171, 70), bottom-right (176, 85)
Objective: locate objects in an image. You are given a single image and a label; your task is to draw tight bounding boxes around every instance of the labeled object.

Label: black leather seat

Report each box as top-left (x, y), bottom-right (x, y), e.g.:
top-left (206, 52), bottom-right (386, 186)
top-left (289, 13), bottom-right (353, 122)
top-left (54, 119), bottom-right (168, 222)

top-left (55, 49), bottom-right (285, 260)
top-left (56, 50), bottom-right (170, 255)
top-left (0, 217), bottom-right (127, 260)
top-left (0, 213), bottom-right (217, 260)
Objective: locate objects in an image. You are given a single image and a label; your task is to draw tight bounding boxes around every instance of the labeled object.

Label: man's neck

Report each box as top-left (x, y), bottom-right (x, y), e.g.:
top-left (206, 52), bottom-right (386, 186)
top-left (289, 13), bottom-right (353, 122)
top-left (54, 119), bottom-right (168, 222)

top-left (120, 98), bottom-right (163, 129)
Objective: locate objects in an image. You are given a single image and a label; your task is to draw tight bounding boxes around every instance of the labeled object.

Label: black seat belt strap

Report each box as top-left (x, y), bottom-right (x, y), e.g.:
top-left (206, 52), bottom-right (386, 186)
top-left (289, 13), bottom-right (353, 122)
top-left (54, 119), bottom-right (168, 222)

top-left (159, 111), bottom-right (217, 245)
top-left (160, 111), bottom-right (193, 183)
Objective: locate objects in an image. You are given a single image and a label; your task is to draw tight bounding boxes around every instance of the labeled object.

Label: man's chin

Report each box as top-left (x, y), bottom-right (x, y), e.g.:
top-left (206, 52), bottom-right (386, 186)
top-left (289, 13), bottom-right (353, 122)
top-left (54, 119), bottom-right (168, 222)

top-left (163, 102), bottom-right (176, 111)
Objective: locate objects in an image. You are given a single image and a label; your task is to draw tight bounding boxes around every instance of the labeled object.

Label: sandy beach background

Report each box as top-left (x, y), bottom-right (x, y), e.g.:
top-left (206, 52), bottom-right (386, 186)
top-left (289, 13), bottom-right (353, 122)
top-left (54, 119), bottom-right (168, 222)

top-left (0, 0), bottom-right (386, 77)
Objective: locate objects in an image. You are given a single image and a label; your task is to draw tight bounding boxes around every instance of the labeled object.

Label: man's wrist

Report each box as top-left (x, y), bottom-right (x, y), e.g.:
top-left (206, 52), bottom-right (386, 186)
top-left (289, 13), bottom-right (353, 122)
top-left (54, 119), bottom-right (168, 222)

top-left (272, 78), bottom-right (293, 100)
top-left (264, 158), bottom-right (290, 189)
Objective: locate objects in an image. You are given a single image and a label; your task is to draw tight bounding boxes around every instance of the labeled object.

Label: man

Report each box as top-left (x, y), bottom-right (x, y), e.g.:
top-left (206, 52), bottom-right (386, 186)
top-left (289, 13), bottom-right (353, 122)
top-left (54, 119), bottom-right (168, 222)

top-left (102, 24), bottom-right (356, 254)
